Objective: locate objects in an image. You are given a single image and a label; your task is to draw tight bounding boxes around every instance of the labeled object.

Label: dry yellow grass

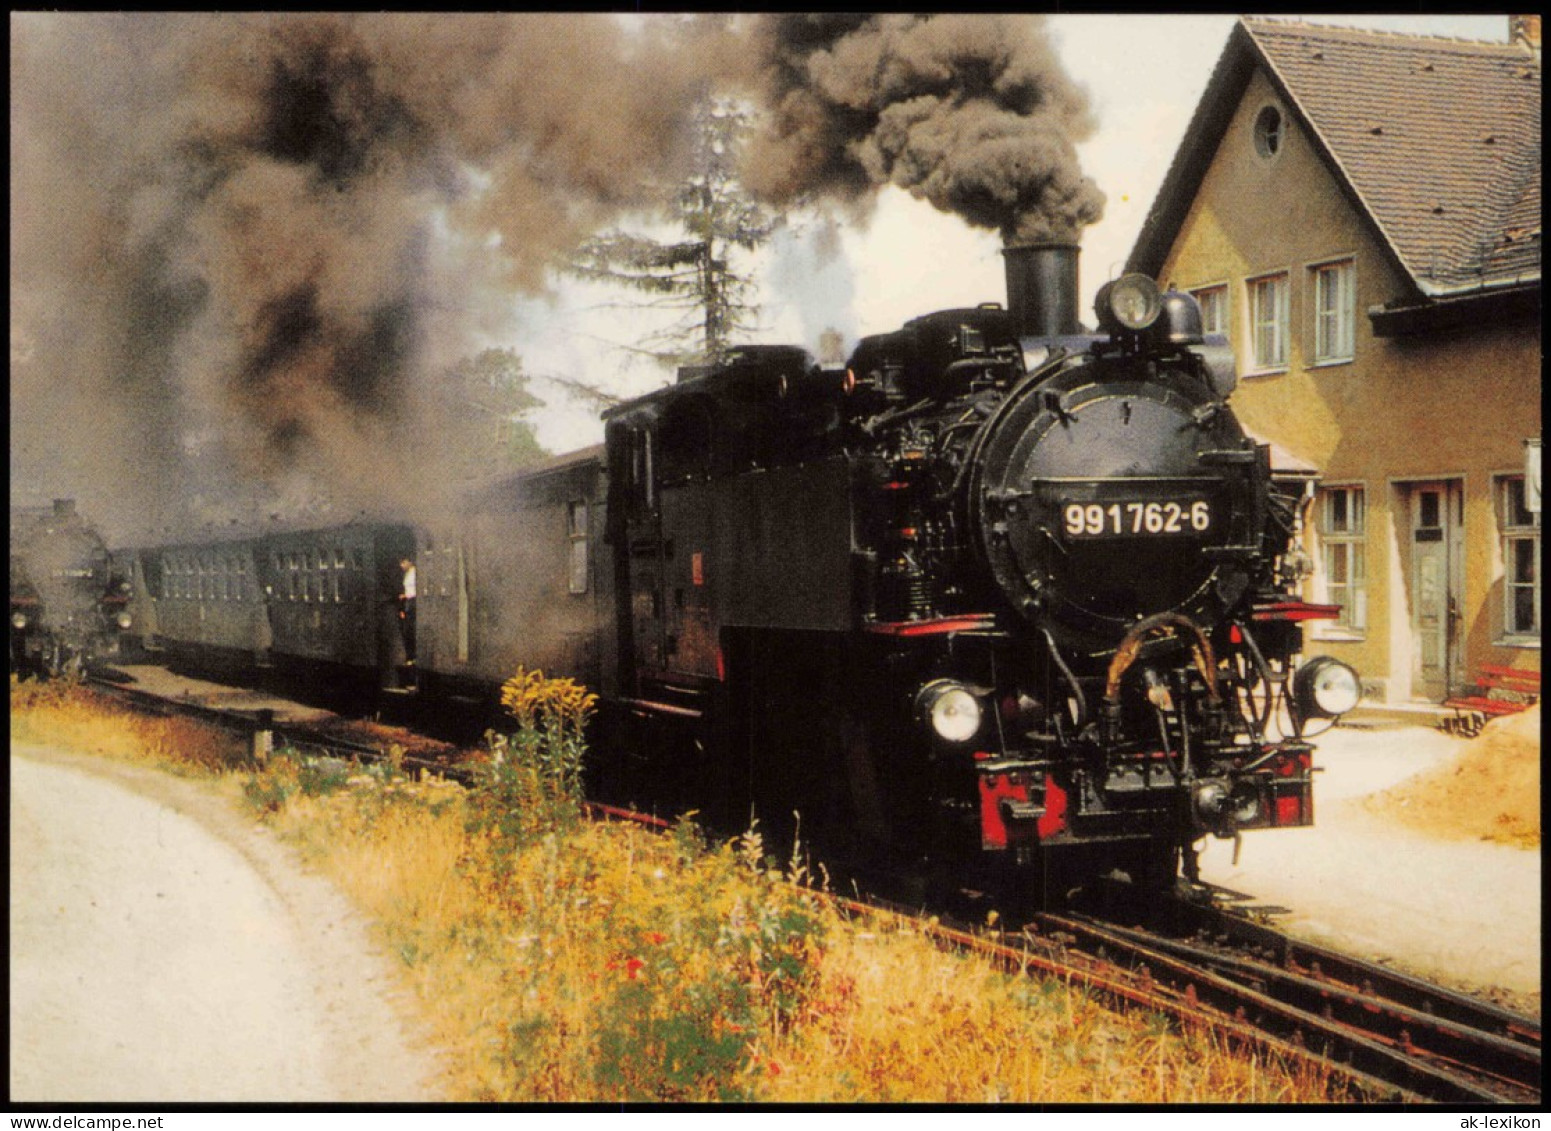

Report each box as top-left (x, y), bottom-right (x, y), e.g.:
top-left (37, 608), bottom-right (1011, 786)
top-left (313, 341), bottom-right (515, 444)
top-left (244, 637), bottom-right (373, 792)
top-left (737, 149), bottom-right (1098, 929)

top-left (12, 676), bottom-right (1346, 1104)
top-left (10, 675), bottom-right (246, 774)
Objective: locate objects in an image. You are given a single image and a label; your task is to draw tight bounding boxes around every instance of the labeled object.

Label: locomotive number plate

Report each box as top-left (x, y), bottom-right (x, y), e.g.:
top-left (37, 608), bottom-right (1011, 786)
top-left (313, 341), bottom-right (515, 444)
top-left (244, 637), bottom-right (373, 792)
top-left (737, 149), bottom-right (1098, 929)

top-left (1062, 499), bottom-right (1212, 539)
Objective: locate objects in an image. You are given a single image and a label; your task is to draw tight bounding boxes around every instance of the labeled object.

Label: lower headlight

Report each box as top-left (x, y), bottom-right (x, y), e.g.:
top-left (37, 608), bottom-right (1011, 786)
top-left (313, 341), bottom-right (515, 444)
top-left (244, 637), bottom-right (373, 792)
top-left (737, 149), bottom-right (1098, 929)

top-left (116, 611), bottom-right (133, 630)
top-left (11, 612), bottom-right (27, 630)
top-left (916, 679), bottom-right (984, 743)
top-left (1293, 656), bottom-right (1362, 719)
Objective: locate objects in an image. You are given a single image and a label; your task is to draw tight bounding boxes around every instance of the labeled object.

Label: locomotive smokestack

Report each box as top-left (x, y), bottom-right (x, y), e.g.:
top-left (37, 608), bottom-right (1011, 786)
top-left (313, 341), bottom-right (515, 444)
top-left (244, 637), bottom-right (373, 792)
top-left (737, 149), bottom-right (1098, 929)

top-left (1002, 243), bottom-right (1081, 339)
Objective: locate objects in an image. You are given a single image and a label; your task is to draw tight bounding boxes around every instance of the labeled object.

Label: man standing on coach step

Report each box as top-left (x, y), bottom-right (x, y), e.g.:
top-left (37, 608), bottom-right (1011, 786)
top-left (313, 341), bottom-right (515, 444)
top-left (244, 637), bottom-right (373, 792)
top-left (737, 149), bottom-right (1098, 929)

top-left (398, 557), bottom-right (417, 665)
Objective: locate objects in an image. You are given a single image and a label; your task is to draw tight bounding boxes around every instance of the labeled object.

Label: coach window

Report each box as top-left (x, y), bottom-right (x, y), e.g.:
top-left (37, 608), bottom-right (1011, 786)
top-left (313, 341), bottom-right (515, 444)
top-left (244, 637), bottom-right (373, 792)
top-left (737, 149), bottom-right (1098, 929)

top-left (568, 502), bottom-right (589, 595)
top-left (236, 557), bottom-right (246, 602)
top-left (631, 426), bottom-right (656, 511)
top-left (334, 549), bottom-right (346, 602)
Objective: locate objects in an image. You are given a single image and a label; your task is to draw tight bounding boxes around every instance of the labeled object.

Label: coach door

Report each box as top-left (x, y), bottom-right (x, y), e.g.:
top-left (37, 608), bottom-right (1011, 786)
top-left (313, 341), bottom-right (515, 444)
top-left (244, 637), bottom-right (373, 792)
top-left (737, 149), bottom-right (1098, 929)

top-left (1408, 480), bottom-right (1464, 700)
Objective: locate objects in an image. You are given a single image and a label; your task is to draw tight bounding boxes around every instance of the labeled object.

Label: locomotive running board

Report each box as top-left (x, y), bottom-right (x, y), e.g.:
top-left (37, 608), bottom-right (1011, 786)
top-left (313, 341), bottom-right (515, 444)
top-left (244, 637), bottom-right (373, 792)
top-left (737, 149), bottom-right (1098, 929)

top-left (619, 696), bottom-right (704, 721)
top-left (865, 614), bottom-right (997, 637)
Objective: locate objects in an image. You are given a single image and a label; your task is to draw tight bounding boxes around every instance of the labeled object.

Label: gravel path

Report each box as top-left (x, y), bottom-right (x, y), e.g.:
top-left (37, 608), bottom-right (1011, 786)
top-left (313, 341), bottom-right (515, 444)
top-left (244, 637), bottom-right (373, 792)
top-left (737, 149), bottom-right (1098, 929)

top-left (9, 743), bottom-right (441, 1103)
top-left (1197, 723), bottom-right (1541, 1007)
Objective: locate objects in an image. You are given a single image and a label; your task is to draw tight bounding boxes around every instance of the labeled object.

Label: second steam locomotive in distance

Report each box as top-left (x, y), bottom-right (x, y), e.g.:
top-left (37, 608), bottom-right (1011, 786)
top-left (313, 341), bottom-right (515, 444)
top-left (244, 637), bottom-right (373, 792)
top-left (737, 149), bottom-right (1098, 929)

top-left (117, 244), bottom-right (1362, 900)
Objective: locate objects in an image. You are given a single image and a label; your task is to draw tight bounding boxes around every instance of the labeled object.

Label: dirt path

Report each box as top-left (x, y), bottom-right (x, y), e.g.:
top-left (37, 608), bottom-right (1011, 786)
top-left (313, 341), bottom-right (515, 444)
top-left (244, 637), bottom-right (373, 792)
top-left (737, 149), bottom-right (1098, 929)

top-left (9, 743), bottom-right (442, 1103)
top-left (1196, 722), bottom-right (1541, 1010)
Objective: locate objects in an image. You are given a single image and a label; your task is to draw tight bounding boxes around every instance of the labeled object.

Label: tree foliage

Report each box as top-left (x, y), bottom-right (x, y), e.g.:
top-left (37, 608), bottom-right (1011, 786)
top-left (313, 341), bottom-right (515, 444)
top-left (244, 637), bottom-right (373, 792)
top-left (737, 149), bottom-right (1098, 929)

top-left (569, 99), bottom-right (778, 372)
top-left (438, 347), bottom-right (547, 476)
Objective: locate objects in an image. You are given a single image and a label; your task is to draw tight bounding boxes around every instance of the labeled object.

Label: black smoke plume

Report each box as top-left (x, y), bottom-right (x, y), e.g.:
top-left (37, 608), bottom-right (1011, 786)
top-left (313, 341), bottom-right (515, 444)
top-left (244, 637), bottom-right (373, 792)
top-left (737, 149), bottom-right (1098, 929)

top-left (11, 13), bottom-right (1102, 541)
top-left (742, 14), bottom-right (1106, 244)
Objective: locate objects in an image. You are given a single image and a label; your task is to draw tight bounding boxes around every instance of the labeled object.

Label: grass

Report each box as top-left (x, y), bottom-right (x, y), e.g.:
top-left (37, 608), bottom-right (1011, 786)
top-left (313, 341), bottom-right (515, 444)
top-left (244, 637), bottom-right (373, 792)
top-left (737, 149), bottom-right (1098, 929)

top-left (11, 671), bottom-right (1346, 1104)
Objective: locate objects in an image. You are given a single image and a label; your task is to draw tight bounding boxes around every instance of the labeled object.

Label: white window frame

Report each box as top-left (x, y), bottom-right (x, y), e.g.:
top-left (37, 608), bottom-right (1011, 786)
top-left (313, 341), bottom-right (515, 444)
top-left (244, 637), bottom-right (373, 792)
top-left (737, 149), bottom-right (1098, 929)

top-left (1191, 283), bottom-right (1228, 337)
top-left (1247, 271), bottom-right (1290, 373)
top-left (1497, 475), bottom-right (1540, 644)
top-left (568, 501), bottom-right (590, 596)
top-left (1310, 257), bottom-right (1355, 365)
top-left (1315, 484), bottom-right (1366, 637)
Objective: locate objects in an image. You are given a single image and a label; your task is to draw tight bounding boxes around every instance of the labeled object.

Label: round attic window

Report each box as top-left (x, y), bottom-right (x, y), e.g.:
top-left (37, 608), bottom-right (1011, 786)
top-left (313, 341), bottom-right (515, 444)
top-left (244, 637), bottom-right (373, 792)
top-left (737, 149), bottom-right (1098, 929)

top-left (1253, 105), bottom-right (1284, 159)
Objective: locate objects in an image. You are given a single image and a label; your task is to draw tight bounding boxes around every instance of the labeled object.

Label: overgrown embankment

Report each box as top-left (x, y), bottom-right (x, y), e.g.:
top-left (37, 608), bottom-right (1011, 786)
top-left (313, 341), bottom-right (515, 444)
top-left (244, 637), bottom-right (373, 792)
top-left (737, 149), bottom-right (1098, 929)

top-left (12, 673), bottom-right (1338, 1103)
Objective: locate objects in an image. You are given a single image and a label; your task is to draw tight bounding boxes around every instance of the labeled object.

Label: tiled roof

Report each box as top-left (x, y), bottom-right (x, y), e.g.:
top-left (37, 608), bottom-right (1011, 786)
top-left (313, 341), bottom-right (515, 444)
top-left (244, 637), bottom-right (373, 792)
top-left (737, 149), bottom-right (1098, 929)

top-left (1244, 18), bottom-right (1541, 295)
top-left (1129, 19), bottom-right (1541, 301)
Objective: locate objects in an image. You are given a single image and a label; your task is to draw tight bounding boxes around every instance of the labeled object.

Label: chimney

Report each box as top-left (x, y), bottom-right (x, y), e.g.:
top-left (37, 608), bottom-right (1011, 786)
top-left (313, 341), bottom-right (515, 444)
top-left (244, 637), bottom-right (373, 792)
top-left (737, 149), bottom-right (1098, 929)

top-left (1511, 15), bottom-right (1540, 52)
top-left (1002, 243), bottom-right (1081, 339)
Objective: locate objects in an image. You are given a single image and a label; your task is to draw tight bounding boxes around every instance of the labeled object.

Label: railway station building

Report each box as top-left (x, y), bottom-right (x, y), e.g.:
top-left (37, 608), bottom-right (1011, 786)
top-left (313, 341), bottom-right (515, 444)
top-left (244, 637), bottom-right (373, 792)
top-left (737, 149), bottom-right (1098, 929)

top-left (1128, 16), bottom-right (1541, 705)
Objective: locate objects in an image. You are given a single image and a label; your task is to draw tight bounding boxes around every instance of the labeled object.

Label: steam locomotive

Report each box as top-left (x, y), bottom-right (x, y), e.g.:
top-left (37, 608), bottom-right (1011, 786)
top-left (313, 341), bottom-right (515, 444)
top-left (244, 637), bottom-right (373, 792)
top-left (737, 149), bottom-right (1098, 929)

top-left (10, 499), bottom-right (134, 677)
top-left (117, 245), bottom-right (1361, 898)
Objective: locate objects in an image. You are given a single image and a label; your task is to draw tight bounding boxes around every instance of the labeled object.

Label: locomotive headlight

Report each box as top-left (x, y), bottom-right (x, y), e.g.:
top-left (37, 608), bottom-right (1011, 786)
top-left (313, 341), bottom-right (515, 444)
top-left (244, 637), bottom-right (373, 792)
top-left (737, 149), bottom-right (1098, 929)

top-left (1095, 274), bottom-right (1163, 334)
top-left (116, 611), bottom-right (133, 630)
top-left (1293, 656), bottom-right (1362, 719)
top-left (916, 679), bottom-right (984, 744)
top-left (11, 612), bottom-right (27, 630)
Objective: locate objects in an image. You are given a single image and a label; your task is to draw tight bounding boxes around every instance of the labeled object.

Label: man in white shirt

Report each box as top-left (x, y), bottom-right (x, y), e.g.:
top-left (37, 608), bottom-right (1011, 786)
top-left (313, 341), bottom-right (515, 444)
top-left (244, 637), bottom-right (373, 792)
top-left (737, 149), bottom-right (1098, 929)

top-left (398, 558), bottom-right (417, 664)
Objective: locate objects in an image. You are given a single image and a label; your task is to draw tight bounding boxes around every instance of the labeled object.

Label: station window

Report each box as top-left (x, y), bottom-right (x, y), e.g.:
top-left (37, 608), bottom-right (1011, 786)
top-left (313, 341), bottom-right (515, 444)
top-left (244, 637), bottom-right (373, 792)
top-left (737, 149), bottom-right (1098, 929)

top-left (1310, 258), bottom-right (1355, 364)
top-left (1497, 476), bottom-right (1540, 640)
top-left (1192, 284), bottom-right (1228, 337)
top-left (1247, 272), bottom-right (1289, 372)
top-left (1317, 485), bottom-right (1366, 633)
top-left (568, 502), bottom-right (590, 595)
top-left (1253, 104), bottom-right (1284, 160)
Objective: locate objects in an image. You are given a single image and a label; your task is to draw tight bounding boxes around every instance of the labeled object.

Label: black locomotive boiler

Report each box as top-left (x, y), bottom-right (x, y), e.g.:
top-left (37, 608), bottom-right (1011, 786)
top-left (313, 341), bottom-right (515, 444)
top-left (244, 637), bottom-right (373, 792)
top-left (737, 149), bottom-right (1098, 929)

top-left (10, 499), bottom-right (134, 676)
top-left (596, 243), bottom-right (1359, 895)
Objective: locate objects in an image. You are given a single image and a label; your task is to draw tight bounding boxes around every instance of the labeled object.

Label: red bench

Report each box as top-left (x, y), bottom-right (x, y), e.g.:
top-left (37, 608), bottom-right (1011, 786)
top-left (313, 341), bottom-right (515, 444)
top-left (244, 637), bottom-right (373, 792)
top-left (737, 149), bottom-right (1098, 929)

top-left (1442, 665), bottom-right (1540, 737)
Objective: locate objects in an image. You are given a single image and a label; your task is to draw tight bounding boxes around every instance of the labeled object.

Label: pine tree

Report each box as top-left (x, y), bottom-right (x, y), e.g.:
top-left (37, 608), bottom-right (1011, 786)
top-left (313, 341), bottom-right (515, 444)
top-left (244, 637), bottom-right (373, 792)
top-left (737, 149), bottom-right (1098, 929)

top-left (568, 98), bottom-right (778, 372)
top-left (438, 347), bottom-right (547, 478)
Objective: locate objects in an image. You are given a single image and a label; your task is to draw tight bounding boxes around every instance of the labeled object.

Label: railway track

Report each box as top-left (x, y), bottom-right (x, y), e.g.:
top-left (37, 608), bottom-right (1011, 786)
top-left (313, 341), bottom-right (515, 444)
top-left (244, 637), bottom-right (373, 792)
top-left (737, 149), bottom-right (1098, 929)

top-left (85, 671), bottom-right (476, 782)
top-left (1014, 890), bottom-right (1541, 1104)
top-left (78, 670), bottom-right (1542, 1103)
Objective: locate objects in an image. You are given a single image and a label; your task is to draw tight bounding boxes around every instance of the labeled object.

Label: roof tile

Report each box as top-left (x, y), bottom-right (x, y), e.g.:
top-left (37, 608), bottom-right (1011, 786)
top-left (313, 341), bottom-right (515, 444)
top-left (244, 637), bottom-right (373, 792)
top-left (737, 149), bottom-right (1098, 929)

top-left (1244, 18), bottom-right (1541, 294)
